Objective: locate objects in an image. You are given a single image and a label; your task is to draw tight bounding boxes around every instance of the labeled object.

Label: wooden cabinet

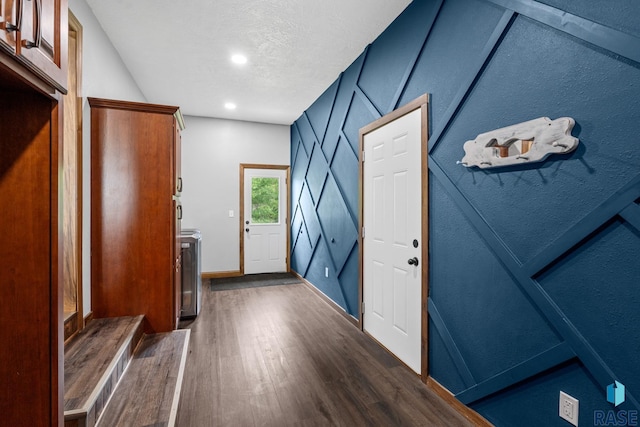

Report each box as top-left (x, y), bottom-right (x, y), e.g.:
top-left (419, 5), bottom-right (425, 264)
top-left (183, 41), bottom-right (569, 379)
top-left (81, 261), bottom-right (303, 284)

top-left (0, 0), bottom-right (65, 424)
top-left (0, 0), bottom-right (19, 51)
top-left (0, 72), bottom-right (63, 426)
top-left (0, 0), bottom-right (67, 92)
top-left (90, 98), bottom-right (184, 333)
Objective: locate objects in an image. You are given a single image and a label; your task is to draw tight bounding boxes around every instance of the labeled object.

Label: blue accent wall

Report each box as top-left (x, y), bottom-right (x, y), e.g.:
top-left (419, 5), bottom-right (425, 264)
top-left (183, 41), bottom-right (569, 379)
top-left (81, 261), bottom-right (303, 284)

top-left (290, 0), bottom-right (640, 424)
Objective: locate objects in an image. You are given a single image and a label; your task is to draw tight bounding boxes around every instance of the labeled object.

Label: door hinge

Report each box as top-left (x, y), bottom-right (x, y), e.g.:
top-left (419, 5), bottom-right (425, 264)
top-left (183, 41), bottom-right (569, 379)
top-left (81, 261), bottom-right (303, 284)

top-left (361, 150), bottom-right (365, 162)
top-left (361, 227), bottom-right (365, 239)
top-left (361, 302), bottom-right (365, 314)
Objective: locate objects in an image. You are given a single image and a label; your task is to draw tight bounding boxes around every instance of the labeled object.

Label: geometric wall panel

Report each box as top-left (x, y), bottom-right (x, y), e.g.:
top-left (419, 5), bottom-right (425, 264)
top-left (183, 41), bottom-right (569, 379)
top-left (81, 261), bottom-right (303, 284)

top-left (290, 216), bottom-right (313, 276)
top-left (429, 319), bottom-right (471, 393)
top-left (316, 176), bottom-right (358, 273)
top-left (430, 14), bottom-right (640, 264)
top-left (323, 53), bottom-right (367, 161)
top-left (472, 361), bottom-right (602, 427)
top-left (537, 216), bottom-right (640, 400)
top-left (306, 144), bottom-right (328, 204)
top-left (305, 238), bottom-right (349, 311)
top-left (357, 0), bottom-right (436, 115)
top-left (290, 123), bottom-right (302, 161)
top-left (534, 0), bottom-right (640, 39)
top-left (429, 176), bottom-right (562, 385)
top-left (342, 93), bottom-right (378, 155)
top-left (290, 138), bottom-right (309, 205)
top-left (298, 185), bottom-right (322, 247)
top-left (398, 0), bottom-right (506, 124)
top-left (290, 205), bottom-right (303, 250)
top-left (306, 79), bottom-right (340, 145)
top-left (330, 137), bottom-right (359, 223)
top-left (296, 113), bottom-right (318, 155)
top-left (338, 244), bottom-right (360, 318)
top-left (291, 0), bottom-right (640, 423)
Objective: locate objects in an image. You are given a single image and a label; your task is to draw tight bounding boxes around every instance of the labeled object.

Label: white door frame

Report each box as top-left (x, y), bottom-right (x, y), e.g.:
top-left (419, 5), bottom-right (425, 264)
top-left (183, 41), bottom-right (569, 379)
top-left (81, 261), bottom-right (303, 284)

top-left (358, 94), bottom-right (429, 380)
top-left (239, 164), bottom-right (291, 275)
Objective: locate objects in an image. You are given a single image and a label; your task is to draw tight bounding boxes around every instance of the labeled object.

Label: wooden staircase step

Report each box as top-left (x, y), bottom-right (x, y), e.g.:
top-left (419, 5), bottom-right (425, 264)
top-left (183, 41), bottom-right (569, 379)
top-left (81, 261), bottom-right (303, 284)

top-left (64, 315), bottom-right (145, 427)
top-left (96, 329), bottom-right (190, 427)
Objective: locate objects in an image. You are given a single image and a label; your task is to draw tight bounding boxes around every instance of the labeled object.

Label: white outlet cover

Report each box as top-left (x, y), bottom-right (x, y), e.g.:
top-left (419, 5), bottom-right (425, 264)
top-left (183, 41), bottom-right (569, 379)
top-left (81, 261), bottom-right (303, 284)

top-left (559, 391), bottom-right (579, 426)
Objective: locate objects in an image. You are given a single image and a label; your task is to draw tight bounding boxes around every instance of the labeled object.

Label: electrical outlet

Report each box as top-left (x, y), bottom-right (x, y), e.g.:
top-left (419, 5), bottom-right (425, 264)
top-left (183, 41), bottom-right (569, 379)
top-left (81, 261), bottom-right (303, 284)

top-left (325, 267), bottom-right (329, 277)
top-left (559, 391), bottom-right (579, 426)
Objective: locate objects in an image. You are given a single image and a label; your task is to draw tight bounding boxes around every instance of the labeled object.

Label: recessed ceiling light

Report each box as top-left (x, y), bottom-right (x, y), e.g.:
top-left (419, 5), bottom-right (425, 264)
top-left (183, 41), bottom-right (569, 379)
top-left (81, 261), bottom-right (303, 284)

top-left (231, 54), bottom-right (247, 65)
top-left (225, 102), bottom-right (237, 110)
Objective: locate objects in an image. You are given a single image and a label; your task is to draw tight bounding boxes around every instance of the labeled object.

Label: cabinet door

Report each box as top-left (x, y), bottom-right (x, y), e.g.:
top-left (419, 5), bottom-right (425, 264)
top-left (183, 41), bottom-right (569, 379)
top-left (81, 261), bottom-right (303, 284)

top-left (174, 200), bottom-right (181, 327)
top-left (173, 124), bottom-right (181, 326)
top-left (0, 89), bottom-right (63, 427)
top-left (0, 0), bottom-right (19, 52)
top-left (17, 0), bottom-right (67, 91)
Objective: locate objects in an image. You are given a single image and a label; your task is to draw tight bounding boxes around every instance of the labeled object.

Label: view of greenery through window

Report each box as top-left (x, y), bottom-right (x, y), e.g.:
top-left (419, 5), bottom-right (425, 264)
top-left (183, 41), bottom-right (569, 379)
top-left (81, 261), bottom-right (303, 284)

top-left (251, 177), bottom-right (279, 223)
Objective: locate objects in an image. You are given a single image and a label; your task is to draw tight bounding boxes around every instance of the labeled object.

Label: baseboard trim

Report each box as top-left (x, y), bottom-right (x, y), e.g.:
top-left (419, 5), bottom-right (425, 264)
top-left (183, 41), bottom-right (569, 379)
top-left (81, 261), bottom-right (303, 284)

top-left (291, 270), bottom-right (359, 328)
top-left (426, 377), bottom-right (493, 426)
top-left (64, 312), bottom-right (79, 343)
top-left (202, 270), bottom-right (243, 279)
top-left (84, 311), bottom-right (94, 325)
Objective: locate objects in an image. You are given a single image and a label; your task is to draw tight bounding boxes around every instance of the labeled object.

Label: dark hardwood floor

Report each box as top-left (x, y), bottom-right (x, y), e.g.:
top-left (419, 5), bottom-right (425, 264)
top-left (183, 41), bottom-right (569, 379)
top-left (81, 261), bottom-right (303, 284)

top-left (176, 278), bottom-right (474, 426)
top-left (98, 330), bottom-right (189, 426)
top-left (64, 316), bottom-right (143, 412)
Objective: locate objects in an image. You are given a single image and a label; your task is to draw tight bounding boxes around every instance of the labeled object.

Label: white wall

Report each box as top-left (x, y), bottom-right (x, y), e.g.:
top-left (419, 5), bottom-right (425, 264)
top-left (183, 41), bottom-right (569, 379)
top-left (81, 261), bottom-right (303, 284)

top-left (180, 116), bottom-right (290, 273)
top-left (69, 0), bottom-right (147, 317)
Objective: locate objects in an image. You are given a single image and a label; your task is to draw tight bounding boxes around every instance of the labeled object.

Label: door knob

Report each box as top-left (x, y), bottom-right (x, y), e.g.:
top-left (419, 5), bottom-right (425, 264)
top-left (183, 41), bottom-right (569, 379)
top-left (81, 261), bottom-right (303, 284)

top-left (245, 228), bottom-right (249, 232)
top-left (408, 257), bottom-right (419, 266)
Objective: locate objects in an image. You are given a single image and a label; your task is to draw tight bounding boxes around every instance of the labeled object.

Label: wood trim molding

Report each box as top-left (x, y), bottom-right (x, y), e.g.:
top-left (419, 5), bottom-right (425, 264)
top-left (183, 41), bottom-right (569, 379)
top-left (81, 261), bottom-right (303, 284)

top-left (0, 50), bottom-right (58, 97)
top-left (202, 270), bottom-right (243, 279)
top-left (52, 95), bottom-right (64, 427)
top-left (426, 377), bottom-right (493, 426)
top-left (239, 164), bottom-right (291, 275)
top-left (420, 97), bottom-right (430, 381)
top-left (66, 10), bottom-right (84, 336)
top-left (64, 312), bottom-right (79, 343)
top-left (292, 270), bottom-right (359, 328)
top-left (87, 97), bottom-right (180, 116)
top-left (239, 166), bottom-right (245, 274)
top-left (358, 94), bottom-right (430, 381)
top-left (84, 311), bottom-right (94, 326)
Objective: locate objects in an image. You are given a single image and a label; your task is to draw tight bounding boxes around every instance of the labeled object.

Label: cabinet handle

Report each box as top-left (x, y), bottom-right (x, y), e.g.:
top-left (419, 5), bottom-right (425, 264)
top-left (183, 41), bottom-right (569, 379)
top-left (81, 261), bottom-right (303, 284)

top-left (1, 0), bottom-right (23, 33)
top-left (22, 0), bottom-right (41, 49)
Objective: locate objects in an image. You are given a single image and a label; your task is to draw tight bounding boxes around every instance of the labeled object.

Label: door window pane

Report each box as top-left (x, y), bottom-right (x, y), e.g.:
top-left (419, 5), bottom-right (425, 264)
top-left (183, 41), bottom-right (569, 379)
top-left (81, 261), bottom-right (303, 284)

top-left (251, 177), bottom-right (279, 224)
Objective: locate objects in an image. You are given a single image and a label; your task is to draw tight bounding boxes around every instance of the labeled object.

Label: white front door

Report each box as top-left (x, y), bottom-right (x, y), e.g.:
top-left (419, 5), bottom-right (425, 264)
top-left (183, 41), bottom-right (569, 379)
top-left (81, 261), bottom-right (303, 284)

top-left (363, 107), bottom-right (422, 374)
top-left (243, 167), bottom-right (288, 274)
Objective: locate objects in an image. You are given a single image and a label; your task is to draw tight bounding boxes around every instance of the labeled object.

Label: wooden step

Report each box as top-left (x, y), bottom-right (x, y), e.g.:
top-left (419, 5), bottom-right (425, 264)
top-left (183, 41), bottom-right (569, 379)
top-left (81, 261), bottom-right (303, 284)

top-left (96, 329), bottom-right (190, 427)
top-left (64, 316), bottom-right (145, 427)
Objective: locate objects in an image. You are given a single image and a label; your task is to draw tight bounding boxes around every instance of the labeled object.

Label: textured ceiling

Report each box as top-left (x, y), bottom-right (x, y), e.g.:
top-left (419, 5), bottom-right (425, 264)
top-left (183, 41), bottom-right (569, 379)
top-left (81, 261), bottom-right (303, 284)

top-left (86, 0), bottom-right (412, 125)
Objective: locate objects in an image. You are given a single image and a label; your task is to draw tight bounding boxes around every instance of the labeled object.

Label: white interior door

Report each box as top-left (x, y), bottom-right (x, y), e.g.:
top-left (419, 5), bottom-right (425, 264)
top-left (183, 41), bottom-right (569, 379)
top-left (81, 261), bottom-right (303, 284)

top-left (243, 168), bottom-right (287, 274)
top-left (363, 108), bottom-right (422, 373)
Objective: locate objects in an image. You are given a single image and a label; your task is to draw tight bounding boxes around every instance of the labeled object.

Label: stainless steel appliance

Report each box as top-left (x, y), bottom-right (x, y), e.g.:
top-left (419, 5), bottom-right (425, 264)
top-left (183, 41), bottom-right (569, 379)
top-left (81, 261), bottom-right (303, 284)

top-left (180, 229), bottom-right (202, 319)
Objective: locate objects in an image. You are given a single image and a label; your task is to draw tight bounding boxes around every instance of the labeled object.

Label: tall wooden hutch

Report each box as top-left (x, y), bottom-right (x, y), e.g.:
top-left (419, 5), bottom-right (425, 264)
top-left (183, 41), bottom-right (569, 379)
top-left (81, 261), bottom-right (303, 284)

top-left (89, 98), bottom-right (184, 333)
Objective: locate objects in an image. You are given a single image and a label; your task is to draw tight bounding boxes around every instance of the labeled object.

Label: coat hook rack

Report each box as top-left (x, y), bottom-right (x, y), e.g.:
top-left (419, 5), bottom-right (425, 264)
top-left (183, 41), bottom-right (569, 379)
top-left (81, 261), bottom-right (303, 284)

top-left (459, 117), bottom-right (579, 169)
